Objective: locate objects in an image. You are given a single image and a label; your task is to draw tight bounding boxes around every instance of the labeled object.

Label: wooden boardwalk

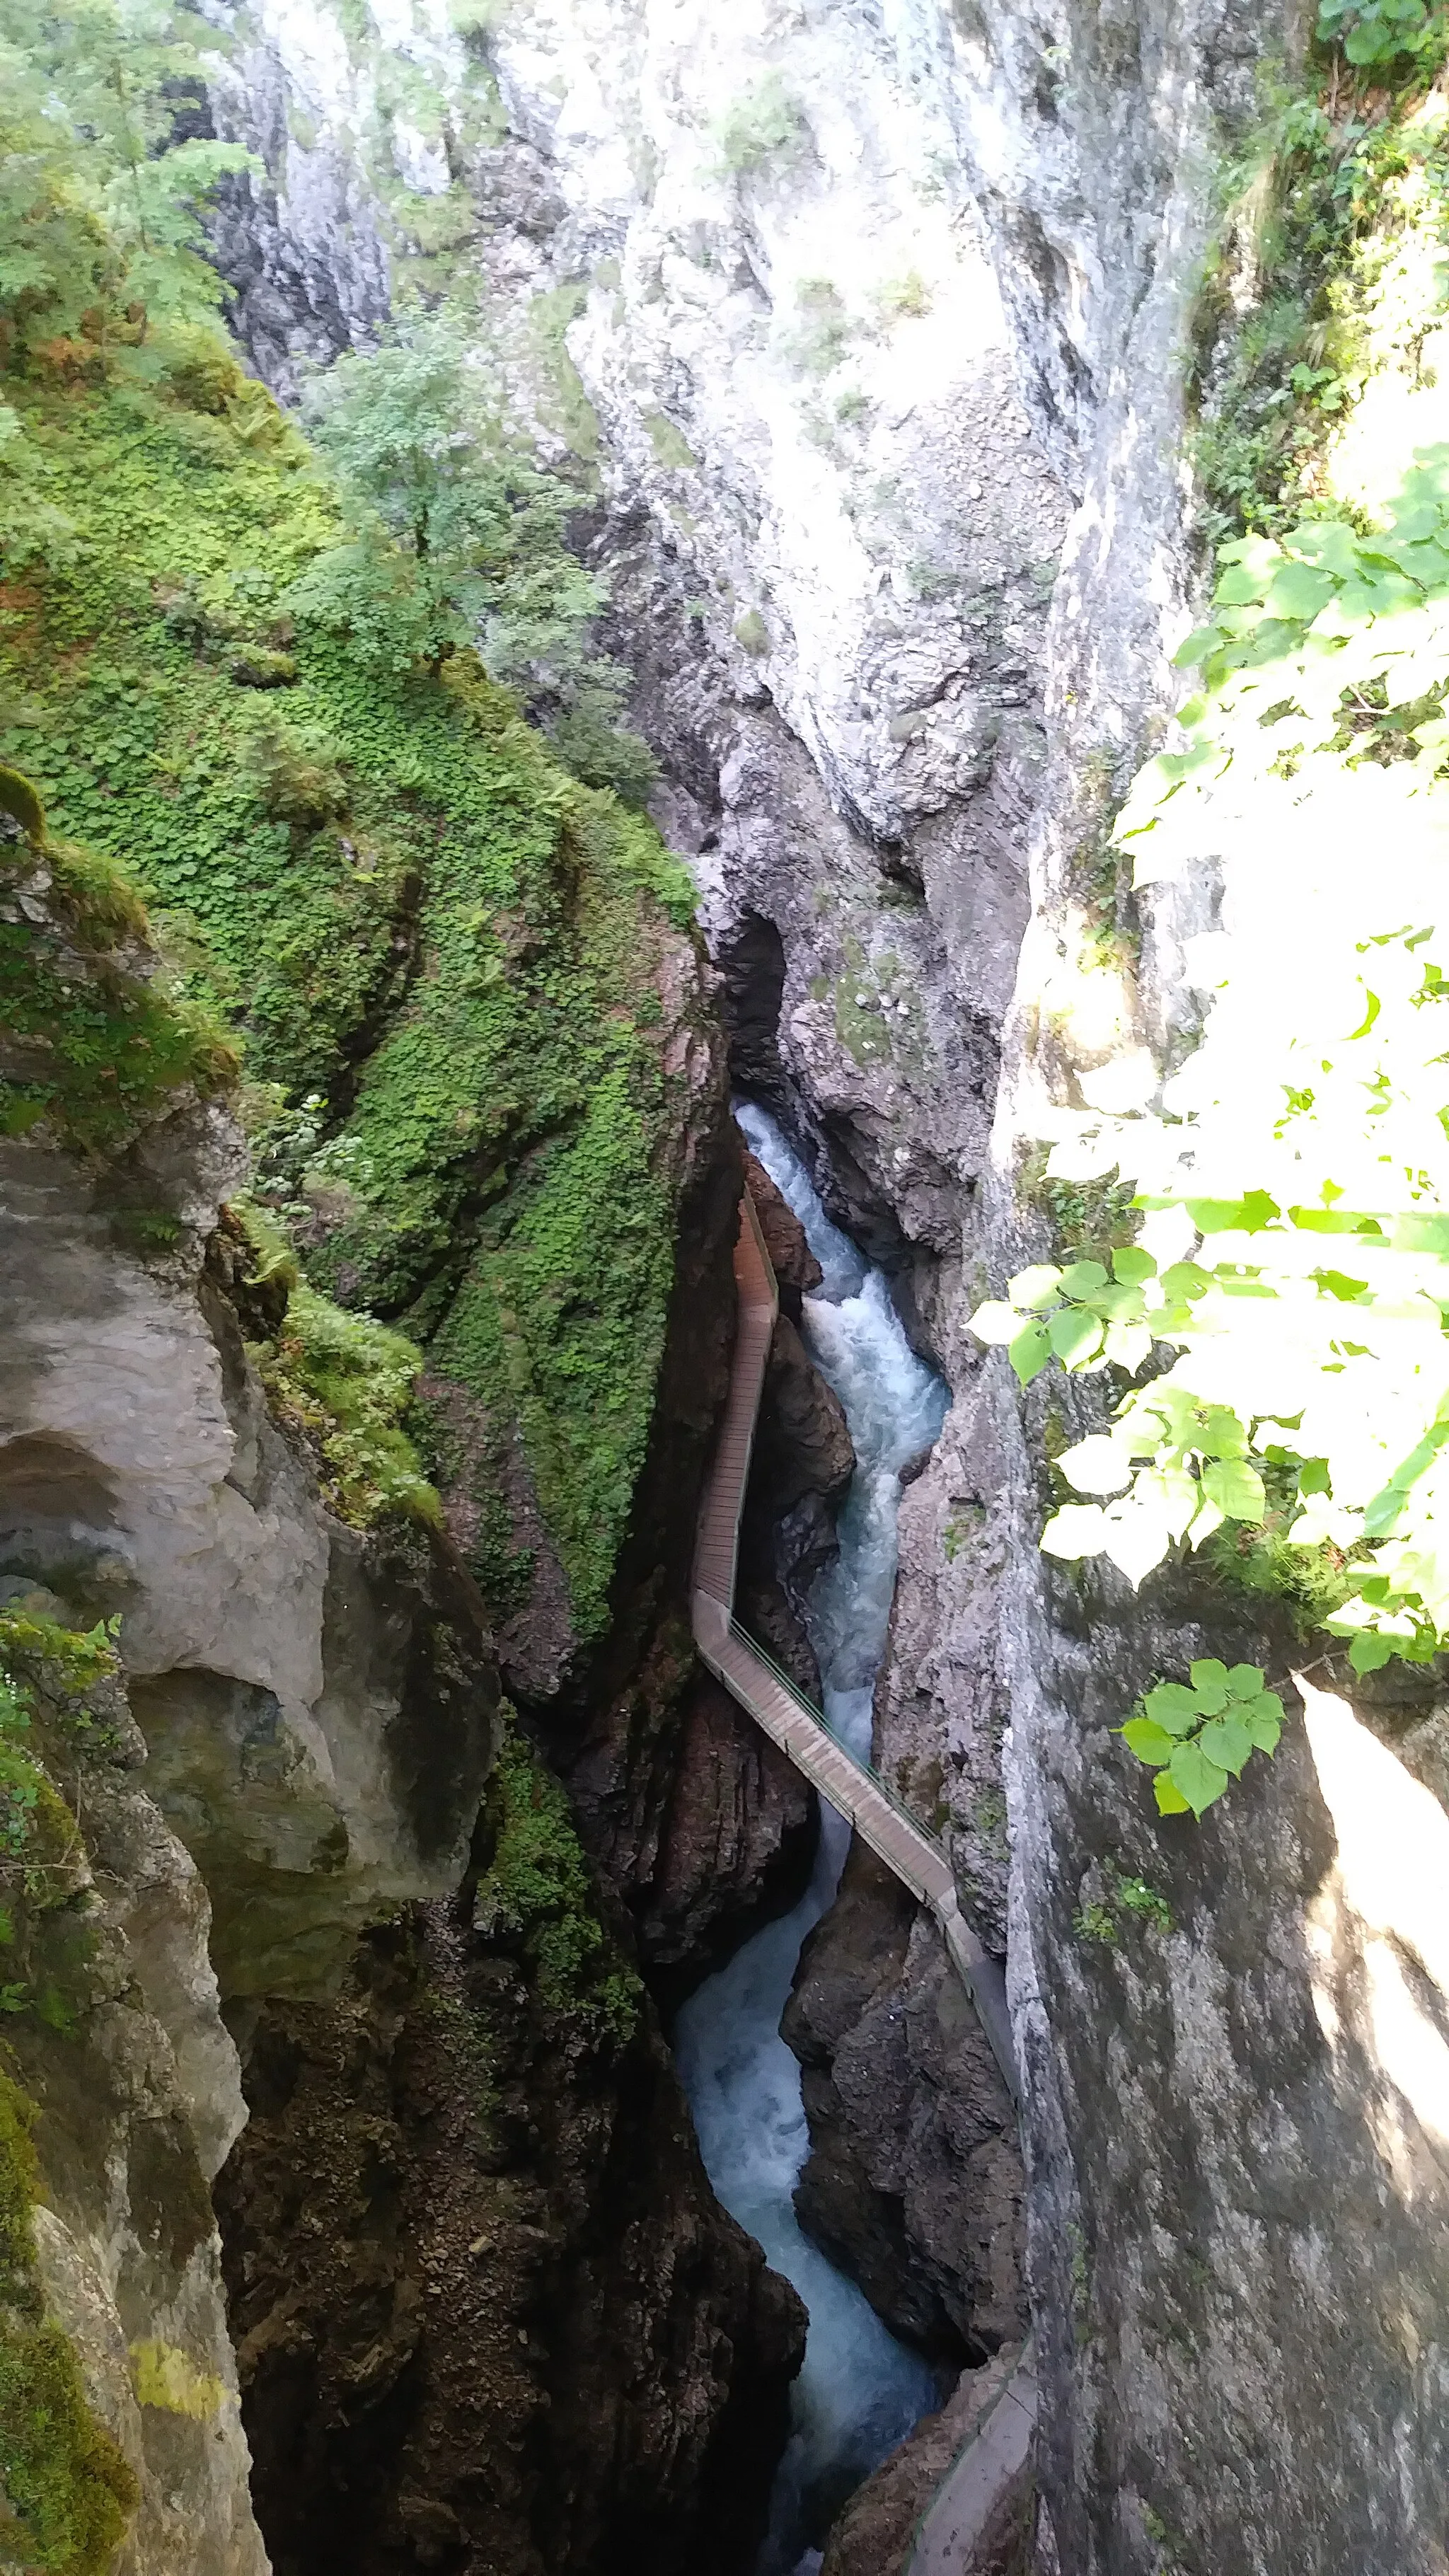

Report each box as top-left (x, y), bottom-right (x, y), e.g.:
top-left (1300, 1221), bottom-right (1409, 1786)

top-left (690, 1185), bottom-right (1038, 2570)
top-left (690, 1189), bottom-right (1019, 2101)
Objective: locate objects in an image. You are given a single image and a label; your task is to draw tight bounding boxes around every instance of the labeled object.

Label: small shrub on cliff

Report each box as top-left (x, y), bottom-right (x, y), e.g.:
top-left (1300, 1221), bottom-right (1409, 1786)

top-left (238, 1218), bottom-right (441, 1532)
top-left (473, 1721), bottom-right (641, 2042)
top-left (713, 72), bottom-right (809, 178)
top-left (0, 792), bottom-right (238, 1158)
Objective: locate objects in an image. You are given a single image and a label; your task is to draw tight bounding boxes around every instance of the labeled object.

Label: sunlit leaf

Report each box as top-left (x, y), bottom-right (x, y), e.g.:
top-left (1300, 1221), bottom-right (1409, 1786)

top-left (1198, 1711), bottom-right (1253, 1775)
top-left (1104, 1322), bottom-right (1154, 1373)
top-left (1101, 1505), bottom-right (1171, 1586)
top-left (1201, 1458), bottom-right (1267, 1522)
top-left (1348, 1631), bottom-right (1395, 1673)
top-left (1007, 1264), bottom-right (1063, 1310)
top-left (1008, 1319), bottom-right (1052, 1385)
top-left (1049, 1307), bottom-right (1104, 1368)
top-left (1057, 1435), bottom-right (1133, 1495)
top-left (969, 1300), bottom-right (1021, 1346)
top-left (1121, 1717), bottom-right (1175, 1765)
top-left (1167, 1739), bottom-right (1230, 1818)
top-left (1154, 1773), bottom-right (1191, 1816)
top-left (1112, 1246), bottom-right (1158, 1284)
top-left (1143, 1683), bottom-right (1201, 1735)
top-left (1040, 1503), bottom-right (1109, 1558)
top-left (1058, 1261), bottom-right (1109, 1298)
top-left (1189, 1658), bottom-right (1230, 1711)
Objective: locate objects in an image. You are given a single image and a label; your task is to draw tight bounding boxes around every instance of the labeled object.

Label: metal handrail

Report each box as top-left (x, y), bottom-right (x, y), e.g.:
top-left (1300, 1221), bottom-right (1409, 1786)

top-left (728, 1615), bottom-right (952, 1860)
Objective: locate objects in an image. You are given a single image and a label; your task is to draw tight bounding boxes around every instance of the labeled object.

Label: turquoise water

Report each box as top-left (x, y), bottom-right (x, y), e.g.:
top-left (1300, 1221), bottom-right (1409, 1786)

top-left (673, 1102), bottom-right (948, 2572)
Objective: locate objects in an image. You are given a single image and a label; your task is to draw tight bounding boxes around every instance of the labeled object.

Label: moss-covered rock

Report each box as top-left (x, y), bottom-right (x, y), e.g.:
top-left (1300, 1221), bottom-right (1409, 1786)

top-left (0, 345), bottom-right (708, 1658)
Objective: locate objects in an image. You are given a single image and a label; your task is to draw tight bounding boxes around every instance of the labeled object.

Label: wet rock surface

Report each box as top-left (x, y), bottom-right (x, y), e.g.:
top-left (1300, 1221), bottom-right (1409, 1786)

top-left (783, 1842), bottom-right (1023, 2369)
top-left (217, 1898), bottom-right (806, 2576)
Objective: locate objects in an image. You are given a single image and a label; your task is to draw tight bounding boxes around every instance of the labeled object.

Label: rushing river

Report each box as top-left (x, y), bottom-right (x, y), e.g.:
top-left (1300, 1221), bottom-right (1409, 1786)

top-left (673, 1102), bottom-right (949, 2573)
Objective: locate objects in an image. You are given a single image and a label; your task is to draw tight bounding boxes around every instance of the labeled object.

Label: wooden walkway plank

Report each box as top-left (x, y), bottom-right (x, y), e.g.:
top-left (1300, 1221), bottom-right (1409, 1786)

top-left (690, 1184), bottom-right (1039, 2569)
top-left (690, 1190), bottom-right (1020, 2106)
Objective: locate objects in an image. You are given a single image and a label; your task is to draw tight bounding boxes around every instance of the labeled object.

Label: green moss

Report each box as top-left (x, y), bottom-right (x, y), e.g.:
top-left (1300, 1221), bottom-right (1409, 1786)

top-left (244, 1258), bottom-right (441, 1534)
top-left (642, 410), bottom-right (697, 471)
top-left (733, 608), bottom-right (770, 658)
top-left (0, 816), bottom-right (238, 1158)
top-left (0, 2075), bottom-right (137, 2576)
top-left (1, 342), bottom-right (702, 1643)
top-left (474, 1719), bottom-right (641, 2041)
top-left (522, 283), bottom-right (601, 466)
top-left (128, 2339), bottom-right (223, 2420)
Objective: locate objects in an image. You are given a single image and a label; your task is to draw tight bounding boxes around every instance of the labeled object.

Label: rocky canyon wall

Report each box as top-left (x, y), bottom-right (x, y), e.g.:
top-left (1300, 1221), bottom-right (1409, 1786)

top-left (12, 0), bottom-right (1449, 2569)
top-left (196, 4), bottom-right (1449, 2571)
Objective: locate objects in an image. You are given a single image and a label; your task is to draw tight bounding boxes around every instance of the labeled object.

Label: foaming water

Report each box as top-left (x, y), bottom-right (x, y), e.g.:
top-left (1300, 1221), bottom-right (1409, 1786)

top-left (674, 1100), bottom-right (948, 2571)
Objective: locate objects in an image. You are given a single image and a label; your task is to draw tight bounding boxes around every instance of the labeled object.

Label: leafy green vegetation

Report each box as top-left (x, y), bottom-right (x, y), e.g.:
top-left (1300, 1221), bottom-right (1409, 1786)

top-left (234, 1210), bottom-right (441, 1532)
top-left (1190, 39), bottom-right (1449, 542)
top-left (976, 44), bottom-right (1449, 1818)
top-left (473, 1718), bottom-right (641, 2040)
top-left (1073, 1864), bottom-right (1174, 1942)
top-left (0, 1622), bottom-right (139, 2571)
top-left (0, 802), bottom-right (238, 1156)
top-left (287, 311), bottom-right (655, 797)
top-left (713, 72), bottom-right (809, 178)
top-left (0, 0), bottom-right (704, 1646)
top-left (1119, 1660), bottom-right (1284, 1820)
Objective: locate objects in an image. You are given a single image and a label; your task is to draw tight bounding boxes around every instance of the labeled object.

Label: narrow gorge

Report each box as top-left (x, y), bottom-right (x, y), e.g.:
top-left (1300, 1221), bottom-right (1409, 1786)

top-left (4, 1), bottom-right (1449, 2572)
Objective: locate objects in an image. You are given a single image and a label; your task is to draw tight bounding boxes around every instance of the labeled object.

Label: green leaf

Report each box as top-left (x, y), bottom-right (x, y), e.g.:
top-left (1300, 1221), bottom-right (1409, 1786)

top-left (1008, 1319), bottom-right (1052, 1385)
top-left (1056, 1434), bottom-right (1132, 1495)
top-left (1104, 1322), bottom-right (1153, 1374)
top-left (1174, 625), bottom-right (1226, 669)
top-left (1007, 1264), bottom-right (1064, 1310)
top-left (1215, 562), bottom-right (1274, 607)
top-left (1112, 1246), bottom-right (1157, 1284)
top-left (1242, 1692), bottom-right (1284, 1750)
top-left (1312, 1270), bottom-right (1369, 1304)
top-left (1159, 1261), bottom-right (1211, 1301)
top-left (1189, 1658), bottom-right (1230, 1712)
top-left (1121, 1717), bottom-right (1176, 1766)
top-left (1201, 1458), bottom-right (1267, 1522)
top-left (1263, 559), bottom-right (1339, 621)
top-left (1198, 1711), bottom-right (1253, 1776)
top-left (1153, 1773), bottom-right (1191, 1816)
top-left (1057, 1261), bottom-right (1109, 1298)
top-left (1143, 1683), bottom-right (1201, 1735)
top-left (1040, 1503), bottom-right (1109, 1559)
top-left (971, 1300), bottom-right (1027, 1346)
top-left (1349, 1631), bottom-right (1395, 1674)
top-left (1048, 1307), bottom-right (1104, 1368)
top-left (1167, 1738), bottom-right (1230, 1818)
top-left (1184, 1194), bottom-right (1278, 1235)
top-left (1225, 1663), bottom-right (1268, 1701)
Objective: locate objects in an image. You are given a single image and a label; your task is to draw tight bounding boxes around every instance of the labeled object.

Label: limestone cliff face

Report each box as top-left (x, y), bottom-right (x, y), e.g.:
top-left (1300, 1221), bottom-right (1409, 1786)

top-left (1, 1124), bottom-right (497, 2009)
top-left (184, 1), bottom-right (1449, 2568)
top-left (1, 836), bottom-right (810, 2573)
top-left (0, 1593), bottom-right (264, 2576)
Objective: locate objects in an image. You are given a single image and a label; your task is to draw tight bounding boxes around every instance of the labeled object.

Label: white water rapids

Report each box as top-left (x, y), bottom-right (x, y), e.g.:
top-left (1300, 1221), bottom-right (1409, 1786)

top-left (674, 1102), bottom-right (949, 2573)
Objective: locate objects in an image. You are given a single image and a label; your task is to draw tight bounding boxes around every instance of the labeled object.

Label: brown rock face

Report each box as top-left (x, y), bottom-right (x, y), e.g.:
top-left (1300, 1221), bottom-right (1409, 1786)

top-left (553, 1117), bottom-right (856, 2003)
top-left (783, 1844), bottom-right (1024, 2367)
top-left (217, 1895), bottom-right (807, 2576)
